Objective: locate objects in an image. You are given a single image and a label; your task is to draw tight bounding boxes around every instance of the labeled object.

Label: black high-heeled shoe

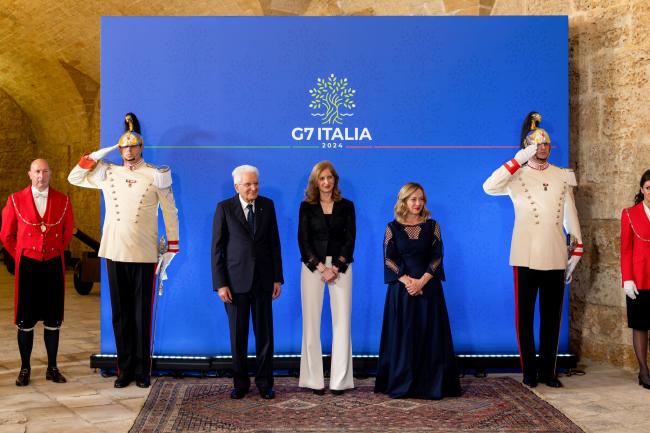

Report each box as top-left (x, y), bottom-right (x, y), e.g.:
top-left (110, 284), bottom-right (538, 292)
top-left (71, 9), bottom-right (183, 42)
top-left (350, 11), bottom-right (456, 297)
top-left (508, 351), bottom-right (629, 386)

top-left (638, 375), bottom-right (650, 389)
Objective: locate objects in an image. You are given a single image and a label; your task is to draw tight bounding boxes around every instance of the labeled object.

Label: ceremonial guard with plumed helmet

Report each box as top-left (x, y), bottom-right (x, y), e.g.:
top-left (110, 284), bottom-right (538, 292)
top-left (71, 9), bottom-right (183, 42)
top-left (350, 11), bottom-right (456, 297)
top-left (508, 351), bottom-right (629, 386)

top-left (483, 112), bottom-right (583, 389)
top-left (68, 113), bottom-right (179, 388)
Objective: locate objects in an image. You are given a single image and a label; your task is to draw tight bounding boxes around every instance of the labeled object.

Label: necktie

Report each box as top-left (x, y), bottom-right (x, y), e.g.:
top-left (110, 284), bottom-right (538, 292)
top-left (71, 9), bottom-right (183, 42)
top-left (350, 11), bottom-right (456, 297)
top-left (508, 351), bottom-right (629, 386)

top-left (246, 203), bottom-right (255, 234)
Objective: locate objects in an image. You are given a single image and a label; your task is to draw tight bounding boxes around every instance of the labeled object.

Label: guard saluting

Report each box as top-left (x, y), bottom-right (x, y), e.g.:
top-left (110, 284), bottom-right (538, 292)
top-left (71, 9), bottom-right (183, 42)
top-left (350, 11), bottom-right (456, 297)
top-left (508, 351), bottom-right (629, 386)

top-left (483, 112), bottom-right (583, 389)
top-left (68, 113), bottom-right (179, 388)
top-left (1, 159), bottom-right (74, 386)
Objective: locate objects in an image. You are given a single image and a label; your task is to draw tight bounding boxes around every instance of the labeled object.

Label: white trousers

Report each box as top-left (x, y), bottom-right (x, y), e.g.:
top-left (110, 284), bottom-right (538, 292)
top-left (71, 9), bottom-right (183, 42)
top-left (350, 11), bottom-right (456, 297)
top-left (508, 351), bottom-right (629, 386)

top-left (299, 258), bottom-right (354, 391)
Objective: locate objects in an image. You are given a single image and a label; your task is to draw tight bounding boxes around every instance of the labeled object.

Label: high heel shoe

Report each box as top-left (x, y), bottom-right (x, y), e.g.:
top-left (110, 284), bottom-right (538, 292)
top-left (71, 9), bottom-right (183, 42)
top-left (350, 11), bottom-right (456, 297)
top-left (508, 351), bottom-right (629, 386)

top-left (637, 375), bottom-right (650, 389)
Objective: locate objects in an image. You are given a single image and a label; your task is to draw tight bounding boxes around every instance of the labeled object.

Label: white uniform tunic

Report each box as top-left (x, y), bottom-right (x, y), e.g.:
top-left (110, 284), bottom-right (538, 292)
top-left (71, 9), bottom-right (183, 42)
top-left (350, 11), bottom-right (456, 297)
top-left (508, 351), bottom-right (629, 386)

top-left (483, 161), bottom-right (582, 271)
top-left (68, 158), bottom-right (179, 263)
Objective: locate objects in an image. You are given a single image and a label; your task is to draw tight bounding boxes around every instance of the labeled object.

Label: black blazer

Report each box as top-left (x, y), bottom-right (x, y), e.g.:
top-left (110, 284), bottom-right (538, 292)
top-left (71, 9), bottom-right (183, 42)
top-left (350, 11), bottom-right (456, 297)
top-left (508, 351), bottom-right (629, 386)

top-left (298, 198), bottom-right (356, 273)
top-left (212, 195), bottom-right (284, 294)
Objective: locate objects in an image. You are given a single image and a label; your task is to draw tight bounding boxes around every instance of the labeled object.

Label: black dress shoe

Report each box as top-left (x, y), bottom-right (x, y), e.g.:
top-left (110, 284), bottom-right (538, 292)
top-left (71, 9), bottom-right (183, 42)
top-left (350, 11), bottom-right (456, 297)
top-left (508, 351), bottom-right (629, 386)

top-left (46, 367), bottom-right (67, 383)
top-left (114, 374), bottom-right (134, 388)
top-left (135, 375), bottom-right (151, 388)
top-left (330, 389), bottom-right (345, 396)
top-left (638, 375), bottom-right (650, 389)
top-left (260, 388), bottom-right (275, 399)
top-left (16, 368), bottom-right (30, 387)
top-left (540, 376), bottom-right (563, 388)
top-left (522, 375), bottom-right (538, 388)
top-left (312, 388), bottom-right (325, 396)
top-left (230, 388), bottom-right (248, 399)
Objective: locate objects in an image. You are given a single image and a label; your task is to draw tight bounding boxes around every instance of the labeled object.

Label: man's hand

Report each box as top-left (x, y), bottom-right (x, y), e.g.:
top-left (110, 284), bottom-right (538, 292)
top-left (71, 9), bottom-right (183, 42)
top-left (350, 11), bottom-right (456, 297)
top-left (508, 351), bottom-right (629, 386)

top-left (514, 144), bottom-right (538, 165)
top-left (272, 282), bottom-right (282, 300)
top-left (88, 143), bottom-right (119, 161)
top-left (218, 286), bottom-right (233, 304)
top-left (624, 280), bottom-right (639, 300)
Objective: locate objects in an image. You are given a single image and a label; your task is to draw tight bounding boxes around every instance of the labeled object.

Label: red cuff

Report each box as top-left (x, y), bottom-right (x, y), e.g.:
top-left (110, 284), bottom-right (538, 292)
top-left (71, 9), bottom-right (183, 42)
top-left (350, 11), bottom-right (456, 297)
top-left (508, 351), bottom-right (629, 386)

top-left (168, 240), bottom-right (179, 253)
top-left (78, 154), bottom-right (97, 170)
top-left (572, 243), bottom-right (584, 256)
top-left (503, 158), bottom-right (521, 175)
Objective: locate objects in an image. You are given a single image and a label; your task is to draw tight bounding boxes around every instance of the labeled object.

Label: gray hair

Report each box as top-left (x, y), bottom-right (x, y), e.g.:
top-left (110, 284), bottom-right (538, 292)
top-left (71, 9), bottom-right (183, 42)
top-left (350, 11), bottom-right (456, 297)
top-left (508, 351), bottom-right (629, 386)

top-left (232, 165), bottom-right (259, 184)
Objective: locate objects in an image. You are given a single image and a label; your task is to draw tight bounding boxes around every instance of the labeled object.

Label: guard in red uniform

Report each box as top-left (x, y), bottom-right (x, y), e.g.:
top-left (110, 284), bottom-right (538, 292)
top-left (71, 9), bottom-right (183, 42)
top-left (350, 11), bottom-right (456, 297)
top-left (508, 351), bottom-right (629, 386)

top-left (0, 159), bottom-right (74, 386)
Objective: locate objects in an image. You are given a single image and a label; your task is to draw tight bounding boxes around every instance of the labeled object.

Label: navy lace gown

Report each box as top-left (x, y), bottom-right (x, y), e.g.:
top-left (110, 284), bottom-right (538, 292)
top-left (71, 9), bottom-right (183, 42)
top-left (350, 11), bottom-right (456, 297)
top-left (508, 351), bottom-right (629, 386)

top-left (374, 219), bottom-right (461, 399)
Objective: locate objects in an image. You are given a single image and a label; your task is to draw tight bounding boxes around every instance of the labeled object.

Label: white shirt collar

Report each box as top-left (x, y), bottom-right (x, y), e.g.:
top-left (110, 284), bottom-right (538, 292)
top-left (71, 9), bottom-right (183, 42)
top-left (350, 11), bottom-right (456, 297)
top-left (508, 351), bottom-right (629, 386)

top-left (238, 194), bottom-right (254, 213)
top-left (31, 186), bottom-right (49, 196)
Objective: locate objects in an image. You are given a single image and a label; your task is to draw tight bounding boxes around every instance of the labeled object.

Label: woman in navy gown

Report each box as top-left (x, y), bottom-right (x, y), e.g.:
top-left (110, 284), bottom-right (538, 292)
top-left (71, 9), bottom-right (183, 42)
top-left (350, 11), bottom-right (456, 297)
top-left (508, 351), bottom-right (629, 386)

top-left (374, 182), bottom-right (461, 399)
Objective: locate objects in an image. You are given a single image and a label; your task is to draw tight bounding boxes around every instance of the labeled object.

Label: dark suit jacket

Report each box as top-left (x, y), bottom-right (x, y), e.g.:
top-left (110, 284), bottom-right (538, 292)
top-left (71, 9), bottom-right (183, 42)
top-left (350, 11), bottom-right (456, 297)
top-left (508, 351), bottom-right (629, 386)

top-left (298, 198), bottom-right (355, 273)
top-left (212, 195), bottom-right (284, 294)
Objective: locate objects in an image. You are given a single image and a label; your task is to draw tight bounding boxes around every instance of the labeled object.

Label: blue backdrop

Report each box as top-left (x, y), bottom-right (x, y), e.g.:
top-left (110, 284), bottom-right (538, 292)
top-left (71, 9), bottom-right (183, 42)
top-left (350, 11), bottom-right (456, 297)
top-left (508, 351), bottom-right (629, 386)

top-left (99, 17), bottom-right (569, 357)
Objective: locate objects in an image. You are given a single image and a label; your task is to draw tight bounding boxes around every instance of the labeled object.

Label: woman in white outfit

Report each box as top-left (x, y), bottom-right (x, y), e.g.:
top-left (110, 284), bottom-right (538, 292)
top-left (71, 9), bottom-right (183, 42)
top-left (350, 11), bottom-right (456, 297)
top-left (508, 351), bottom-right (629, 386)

top-left (298, 161), bottom-right (356, 395)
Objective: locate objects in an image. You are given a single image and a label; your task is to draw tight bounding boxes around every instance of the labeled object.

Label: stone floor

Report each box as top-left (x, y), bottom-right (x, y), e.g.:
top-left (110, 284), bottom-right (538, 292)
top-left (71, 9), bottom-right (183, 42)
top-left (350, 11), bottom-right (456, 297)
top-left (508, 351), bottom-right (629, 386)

top-left (0, 265), bottom-right (648, 433)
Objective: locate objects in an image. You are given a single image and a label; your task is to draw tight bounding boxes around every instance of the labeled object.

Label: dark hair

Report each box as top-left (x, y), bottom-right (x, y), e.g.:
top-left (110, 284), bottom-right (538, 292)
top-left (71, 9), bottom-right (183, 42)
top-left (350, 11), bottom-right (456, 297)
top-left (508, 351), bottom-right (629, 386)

top-left (634, 169), bottom-right (650, 205)
top-left (124, 112), bottom-right (141, 134)
top-left (519, 111), bottom-right (540, 149)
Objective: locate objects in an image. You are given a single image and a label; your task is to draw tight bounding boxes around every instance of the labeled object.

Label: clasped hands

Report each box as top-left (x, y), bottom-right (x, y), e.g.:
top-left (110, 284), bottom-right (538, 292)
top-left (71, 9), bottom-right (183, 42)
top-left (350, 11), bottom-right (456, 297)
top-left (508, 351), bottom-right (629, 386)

top-left (319, 265), bottom-right (339, 283)
top-left (399, 275), bottom-right (426, 296)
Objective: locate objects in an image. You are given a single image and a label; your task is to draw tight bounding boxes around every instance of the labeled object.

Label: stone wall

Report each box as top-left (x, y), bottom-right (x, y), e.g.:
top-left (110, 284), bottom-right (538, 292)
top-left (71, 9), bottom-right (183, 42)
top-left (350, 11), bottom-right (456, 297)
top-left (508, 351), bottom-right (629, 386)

top-left (0, 87), bottom-right (36, 205)
top-left (1, 0), bottom-right (648, 369)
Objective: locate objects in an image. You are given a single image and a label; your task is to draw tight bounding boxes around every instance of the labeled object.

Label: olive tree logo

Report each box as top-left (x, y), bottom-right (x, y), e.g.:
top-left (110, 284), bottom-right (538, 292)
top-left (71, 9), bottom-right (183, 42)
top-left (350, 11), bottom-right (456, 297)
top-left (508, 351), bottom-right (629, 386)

top-left (308, 74), bottom-right (356, 125)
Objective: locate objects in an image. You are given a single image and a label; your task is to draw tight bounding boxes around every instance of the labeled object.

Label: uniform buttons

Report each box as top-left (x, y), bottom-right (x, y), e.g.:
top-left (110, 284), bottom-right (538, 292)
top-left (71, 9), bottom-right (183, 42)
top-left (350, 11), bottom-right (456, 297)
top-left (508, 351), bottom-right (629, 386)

top-left (55, 234), bottom-right (59, 237)
top-left (115, 204), bottom-right (119, 207)
top-left (113, 197), bottom-right (117, 200)
top-left (533, 208), bottom-right (537, 212)
top-left (110, 184), bottom-right (114, 187)
top-left (534, 214), bottom-right (539, 217)
top-left (117, 218), bottom-right (120, 221)
top-left (535, 222), bottom-right (539, 225)
top-left (27, 233), bottom-right (31, 237)
top-left (116, 211), bottom-right (120, 214)
top-left (527, 195), bottom-right (531, 199)
top-left (524, 189), bottom-right (528, 192)
top-left (32, 246), bottom-right (35, 250)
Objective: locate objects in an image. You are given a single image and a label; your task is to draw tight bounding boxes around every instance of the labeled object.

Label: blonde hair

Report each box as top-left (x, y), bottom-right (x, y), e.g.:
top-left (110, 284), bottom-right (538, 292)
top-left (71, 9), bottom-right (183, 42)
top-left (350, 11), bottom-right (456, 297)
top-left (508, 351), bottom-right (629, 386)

top-left (304, 160), bottom-right (342, 204)
top-left (394, 182), bottom-right (431, 223)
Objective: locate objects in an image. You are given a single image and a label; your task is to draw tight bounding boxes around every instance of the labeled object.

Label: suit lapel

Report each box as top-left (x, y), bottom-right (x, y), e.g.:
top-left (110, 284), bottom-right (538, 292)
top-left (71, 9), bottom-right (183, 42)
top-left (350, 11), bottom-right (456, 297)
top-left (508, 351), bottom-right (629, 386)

top-left (231, 196), bottom-right (251, 236)
top-left (254, 199), bottom-right (265, 239)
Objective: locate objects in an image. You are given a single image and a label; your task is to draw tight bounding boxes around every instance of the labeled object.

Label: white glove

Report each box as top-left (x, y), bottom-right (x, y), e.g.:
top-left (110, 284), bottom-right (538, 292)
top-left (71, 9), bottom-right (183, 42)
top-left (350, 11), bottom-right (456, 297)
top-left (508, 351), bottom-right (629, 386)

top-left (565, 255), bottom-right (581, 283)
top-left (157, 252), bottom-right (177, 281)
top-left (624, 280), bottom-right (639, 300)
top-left (513, 144), bottom-right (538, 165)
top-left (88, 143), bottom-right (119, 161)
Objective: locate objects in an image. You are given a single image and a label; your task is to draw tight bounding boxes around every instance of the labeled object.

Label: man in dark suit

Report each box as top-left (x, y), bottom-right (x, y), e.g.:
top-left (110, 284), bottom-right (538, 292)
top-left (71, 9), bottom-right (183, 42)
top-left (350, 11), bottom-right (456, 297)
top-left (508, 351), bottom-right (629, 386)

top-left (212, 164), bottom-right (283, 400)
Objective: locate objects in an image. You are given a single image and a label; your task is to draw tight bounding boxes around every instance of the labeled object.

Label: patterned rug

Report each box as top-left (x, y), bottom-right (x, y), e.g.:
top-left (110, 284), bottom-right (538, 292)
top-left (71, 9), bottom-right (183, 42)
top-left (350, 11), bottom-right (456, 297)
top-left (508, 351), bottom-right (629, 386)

top-left (130, 376), bottom-right (584, 433)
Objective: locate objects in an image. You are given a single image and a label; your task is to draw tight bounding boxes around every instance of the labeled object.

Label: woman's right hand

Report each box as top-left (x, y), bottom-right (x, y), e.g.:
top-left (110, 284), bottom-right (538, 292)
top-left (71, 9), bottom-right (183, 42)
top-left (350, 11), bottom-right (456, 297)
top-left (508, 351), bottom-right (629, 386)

top-left (321, 268), bottom-right (337, 283)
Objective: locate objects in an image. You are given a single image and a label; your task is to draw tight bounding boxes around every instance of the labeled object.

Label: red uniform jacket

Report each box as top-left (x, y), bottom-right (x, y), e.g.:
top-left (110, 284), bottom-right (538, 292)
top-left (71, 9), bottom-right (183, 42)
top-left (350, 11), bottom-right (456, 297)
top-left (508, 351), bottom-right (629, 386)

top-left (621, 203), bottom-right (650, 290)
top-left (0, 186), bottom-right (74, 321)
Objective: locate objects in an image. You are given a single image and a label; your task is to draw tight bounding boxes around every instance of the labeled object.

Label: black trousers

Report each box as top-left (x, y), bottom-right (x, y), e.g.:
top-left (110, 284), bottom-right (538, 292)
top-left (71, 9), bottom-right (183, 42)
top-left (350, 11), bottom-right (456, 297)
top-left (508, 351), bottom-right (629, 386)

top-left (16, 256), bottom-right (64, 329)
top-left (513, 266), bottom-right (565, 379)
top-left (225, 282), bottom-right (274, 392)
top-left (106, 260), bottom-right (155, 377)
